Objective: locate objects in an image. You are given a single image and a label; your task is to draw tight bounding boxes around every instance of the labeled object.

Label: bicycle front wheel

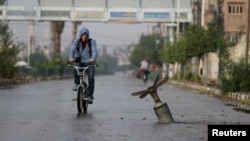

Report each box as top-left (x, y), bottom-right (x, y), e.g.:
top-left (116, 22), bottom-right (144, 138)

top-left (77, 86), bottom-right (84, 114)
top-left (82, 88), bottom-right (89, 113)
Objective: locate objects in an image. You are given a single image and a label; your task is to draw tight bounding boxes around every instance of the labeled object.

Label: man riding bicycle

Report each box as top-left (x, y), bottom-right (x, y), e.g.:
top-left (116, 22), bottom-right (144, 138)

top-left (139, 58), bottom-right (150, 81)
top-left (68, 26), bottom-right (98, 102)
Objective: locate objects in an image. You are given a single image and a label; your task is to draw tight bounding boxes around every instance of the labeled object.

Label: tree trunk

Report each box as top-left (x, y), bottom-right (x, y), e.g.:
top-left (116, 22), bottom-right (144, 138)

top-left (50, 21), bottom-right (64, 56)
top-left (71, 21), bottom-right (81, 44)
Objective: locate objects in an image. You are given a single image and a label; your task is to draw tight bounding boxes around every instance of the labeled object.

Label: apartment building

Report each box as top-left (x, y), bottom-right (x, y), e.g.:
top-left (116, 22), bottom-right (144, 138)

top-left (222, 0), bottom-right (249, 62)
top-left (200, 0), bottom-right (249, 81)
top-left (139, 0), bottom-right (249, 81)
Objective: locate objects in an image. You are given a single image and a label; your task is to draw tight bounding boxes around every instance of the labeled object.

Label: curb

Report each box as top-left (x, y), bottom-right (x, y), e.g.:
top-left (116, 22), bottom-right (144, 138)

top-left (0, 79), bottom-right (17, 87)
top-left (168, 80), bottom-right (250, 103)
top-left (228, 92), bottom-right (250, 102)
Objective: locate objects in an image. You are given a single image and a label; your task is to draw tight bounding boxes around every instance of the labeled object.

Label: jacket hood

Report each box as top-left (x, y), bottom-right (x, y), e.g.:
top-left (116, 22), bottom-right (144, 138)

top-left (79, 27), bottom-right (89, 38)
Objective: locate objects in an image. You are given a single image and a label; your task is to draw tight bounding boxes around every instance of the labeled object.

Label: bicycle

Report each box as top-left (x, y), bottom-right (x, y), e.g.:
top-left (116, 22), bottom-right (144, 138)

top-left (139, 69), bottom-right (149, 85)
top-left (67, 62), bottom-right (97, 114)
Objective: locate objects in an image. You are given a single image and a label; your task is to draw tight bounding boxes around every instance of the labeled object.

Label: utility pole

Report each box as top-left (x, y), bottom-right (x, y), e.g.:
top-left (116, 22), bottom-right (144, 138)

top-left (176, 0), bottom-right (180, 38)
top-left (246, 0), bottom-right (250, 64)
top-left (27, 21), bottom-right (35, 66)
top-left (201, 0), bottom-right (205, 27)
top-left (201, 0), bottom-right (208, 77)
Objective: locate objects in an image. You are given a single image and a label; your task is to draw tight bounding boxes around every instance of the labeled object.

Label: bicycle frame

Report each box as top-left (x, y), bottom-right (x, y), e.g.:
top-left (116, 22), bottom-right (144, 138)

top-left (140, 69), bottom-right (148, 85)
top-left (67, 63), bottom-right (97, 114)
top-left (74, 65), bottom-right (89, 92)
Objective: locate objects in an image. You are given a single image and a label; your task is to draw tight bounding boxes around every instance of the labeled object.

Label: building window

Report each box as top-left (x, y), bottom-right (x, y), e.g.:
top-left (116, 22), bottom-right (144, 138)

top-left (228, 3), bottom-right (244, 14)
top-left (226, 32), bottom-right (240, 44)
top-left (228, 5), bottom-right (232, 13)
top-left (240, 6), bottom-right (243, 13)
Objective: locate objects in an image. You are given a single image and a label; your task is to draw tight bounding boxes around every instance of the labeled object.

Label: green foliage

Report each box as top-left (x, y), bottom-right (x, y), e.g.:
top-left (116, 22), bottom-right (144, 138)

top-left (184, 72), bottom-right (201, 83)
top-left (161, 24), bottom-right (223, 64)
top-left (29, 52), bottom-right (67, 79)
top-left (129, 34), bottom-right (163, 68)
top-left (96, 54), bottom-right (117, 75)
top-left (115, 64), bottom-right (133, 72)
top-left (50, 54), bottom-right (66, 77)
top-left (184, 72), bottom-right (193, 81)
top-left (0, 21), bottom-right (20, 79)
top-left (182, 25), bottom-right (206, 58)
top-left (29, 53), bottom-right (49, 78)
top-left (204, 25), bottom-right (223, 52)
top-left (0, 0), bottom-right (4, 5)
top-left (221, 58), bottom-right (250, 93)
top-left (160, 42), bottom-right (173, 63)
top-left (129, 44), bottom-right (144, 67)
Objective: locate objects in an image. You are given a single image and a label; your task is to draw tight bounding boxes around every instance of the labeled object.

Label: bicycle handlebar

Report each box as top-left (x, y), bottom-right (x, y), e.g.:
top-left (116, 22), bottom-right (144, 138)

top-left (66, 62), bottom-right (98, 68)
top-left (67, 62), bottom-right (98, 76)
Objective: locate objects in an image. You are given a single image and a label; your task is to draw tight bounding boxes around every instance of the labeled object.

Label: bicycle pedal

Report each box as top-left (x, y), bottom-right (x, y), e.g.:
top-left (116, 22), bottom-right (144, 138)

top-left (83, 97), bottom-right (89, 100)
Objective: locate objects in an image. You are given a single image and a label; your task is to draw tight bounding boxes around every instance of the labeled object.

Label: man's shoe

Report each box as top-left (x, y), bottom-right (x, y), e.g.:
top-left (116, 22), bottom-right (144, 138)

top-left (88, 96), bottom-right (93, 100)
top-left (88, 96), bottom-right (94, 100)
top-left (88, 96), bottom-right (93, 104)
top-left (72, 85), bottom-right (77, 91)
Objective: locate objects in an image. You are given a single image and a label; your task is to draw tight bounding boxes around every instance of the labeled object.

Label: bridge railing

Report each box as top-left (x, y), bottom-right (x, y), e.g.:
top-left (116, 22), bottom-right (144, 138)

top-left (0, 5), bottom-right (192, 23)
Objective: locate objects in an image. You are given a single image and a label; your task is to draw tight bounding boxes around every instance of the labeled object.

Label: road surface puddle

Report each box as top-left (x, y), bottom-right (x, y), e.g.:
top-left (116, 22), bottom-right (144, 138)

top-left (225, 101), bottom-right (250, 114)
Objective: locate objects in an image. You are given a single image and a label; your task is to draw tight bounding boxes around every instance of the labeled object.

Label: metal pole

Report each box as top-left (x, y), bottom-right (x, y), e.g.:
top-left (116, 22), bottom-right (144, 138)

top-left (246, 0), bottom-right (250, 64)
top-left (28, 21), bottom-right (35, 66)
top-left (176, 0), bottom-right (180, 38)
top-left (201, 0), bottom-right (205, 26)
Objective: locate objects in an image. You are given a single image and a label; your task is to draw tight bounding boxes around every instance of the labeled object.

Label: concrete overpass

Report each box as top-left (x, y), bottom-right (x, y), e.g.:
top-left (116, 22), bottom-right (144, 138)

top-left (1, 0), bottom-right (193, 23)
top-left (1, 0), bottom-right (194, 66)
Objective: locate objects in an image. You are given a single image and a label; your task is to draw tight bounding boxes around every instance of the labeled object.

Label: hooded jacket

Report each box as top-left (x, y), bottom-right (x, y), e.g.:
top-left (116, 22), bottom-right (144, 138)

top-left (69, 27), bottom-right (98, 63)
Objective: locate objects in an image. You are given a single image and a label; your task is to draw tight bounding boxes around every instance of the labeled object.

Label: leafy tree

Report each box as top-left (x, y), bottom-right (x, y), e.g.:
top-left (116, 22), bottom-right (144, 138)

top-left (29, 53), bottom-right (49, 78)
top-left (160, 23), bottom-right (226, 80)
top-left (182, 25), bottom-right (206, 59)
top-left (129, 34), bottom-right (163, 68)
top-left (29, 52), bottom-right (67, 79)
top-left (96, 54), bottom-right (117, 75)
top-left (160, 42), bottom-right (174, 63)
top-left (221, 58), bottom-right (250, 93)
top-left (161, 24), bottom-right (224, 63)
top-left (0, 0), bottom-right (4, 5)
top-left (0, 21), bottom-right (20, 79)
top-left (50, 54), bottom-right (66, 78)
top-left (50, 21), bottom-right (64, 55)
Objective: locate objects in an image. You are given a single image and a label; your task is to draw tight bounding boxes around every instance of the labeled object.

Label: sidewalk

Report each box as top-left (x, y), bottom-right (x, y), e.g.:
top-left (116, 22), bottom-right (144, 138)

top-left (168, 80), bottom-right (250, 106)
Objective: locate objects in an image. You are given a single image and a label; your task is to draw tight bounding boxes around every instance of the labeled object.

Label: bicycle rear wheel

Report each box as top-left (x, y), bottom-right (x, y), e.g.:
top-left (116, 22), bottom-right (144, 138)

top-left (77, 86), bottom-right (84, 114)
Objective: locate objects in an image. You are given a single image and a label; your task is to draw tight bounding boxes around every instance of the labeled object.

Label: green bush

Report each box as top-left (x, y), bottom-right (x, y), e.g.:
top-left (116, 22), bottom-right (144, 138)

top-left (184, 72), bottom-right (193, 81)
top-left (0, 21), bottom-right (20, 79)
top-left (221, 59), bottom-right (250, 93)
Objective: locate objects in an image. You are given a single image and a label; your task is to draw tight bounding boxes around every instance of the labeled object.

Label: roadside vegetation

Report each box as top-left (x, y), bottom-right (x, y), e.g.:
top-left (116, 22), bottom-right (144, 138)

top-left (0, 21), bottom-right (20, 80)
top-left (129, 24), bottom-right (250, 93)
top-left (0, 20), bottom-right (117, 83)
top-left (129, 1), bottom-right (250, 94)
top-left (1, 1), bottom-right (249, 94)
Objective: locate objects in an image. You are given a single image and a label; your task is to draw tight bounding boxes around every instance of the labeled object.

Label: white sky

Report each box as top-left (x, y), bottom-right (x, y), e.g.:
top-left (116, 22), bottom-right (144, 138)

top-left (6, 0), bottom-right (156, 48)
top-left (9, 21), bottom-right (154, 47)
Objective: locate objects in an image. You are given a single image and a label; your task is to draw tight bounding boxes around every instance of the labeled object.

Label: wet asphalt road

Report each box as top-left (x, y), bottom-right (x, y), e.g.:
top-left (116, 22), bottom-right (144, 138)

top-left (0, 74), bottom-right (250, 141)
